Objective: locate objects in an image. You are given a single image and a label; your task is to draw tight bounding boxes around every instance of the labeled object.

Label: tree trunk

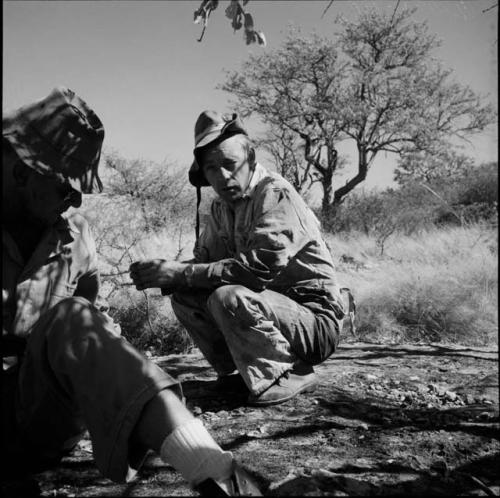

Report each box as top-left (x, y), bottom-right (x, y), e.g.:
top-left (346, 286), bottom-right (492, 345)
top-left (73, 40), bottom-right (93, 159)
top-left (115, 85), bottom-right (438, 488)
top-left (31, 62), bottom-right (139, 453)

top-left (332, 143), bottom-right (369, 206)
top-left (321, 166), bottom-right (334, 216)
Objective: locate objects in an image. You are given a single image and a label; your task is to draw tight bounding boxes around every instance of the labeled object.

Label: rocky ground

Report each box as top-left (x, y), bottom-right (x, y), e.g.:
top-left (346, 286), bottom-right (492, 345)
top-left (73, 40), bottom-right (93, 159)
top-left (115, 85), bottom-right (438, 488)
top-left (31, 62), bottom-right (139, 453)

top-left (3, 342), bottom-right (499, 497)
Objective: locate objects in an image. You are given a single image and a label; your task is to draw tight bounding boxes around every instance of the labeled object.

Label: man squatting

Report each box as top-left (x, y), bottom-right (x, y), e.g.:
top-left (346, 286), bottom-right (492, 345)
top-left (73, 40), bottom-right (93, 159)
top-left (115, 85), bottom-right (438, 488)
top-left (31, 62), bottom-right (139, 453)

top-left (2, 88), bottom-right (262, 496)
top-left (130, 111), bottom-right (346, 407)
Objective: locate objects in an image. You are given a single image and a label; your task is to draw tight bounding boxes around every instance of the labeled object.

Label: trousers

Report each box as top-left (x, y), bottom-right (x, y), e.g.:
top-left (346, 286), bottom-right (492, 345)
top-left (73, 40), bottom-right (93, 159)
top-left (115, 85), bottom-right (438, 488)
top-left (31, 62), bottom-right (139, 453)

top-left (171, 285), bottom-right (340, 395)
top-left (2, 297), bottom-right (179, 483)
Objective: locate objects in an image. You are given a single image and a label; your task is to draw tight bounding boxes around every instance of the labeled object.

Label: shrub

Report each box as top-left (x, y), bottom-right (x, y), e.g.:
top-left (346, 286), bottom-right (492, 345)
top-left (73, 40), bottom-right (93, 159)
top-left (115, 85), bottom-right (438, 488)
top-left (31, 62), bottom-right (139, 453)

top-left (322, 161), bottom-right (498, 241)
top-left (329, 225), bottom-right (498, 346)
top-left (109, 289), bottom-right (194, 354)
top-left (78, 152), bottom-right (198, 355)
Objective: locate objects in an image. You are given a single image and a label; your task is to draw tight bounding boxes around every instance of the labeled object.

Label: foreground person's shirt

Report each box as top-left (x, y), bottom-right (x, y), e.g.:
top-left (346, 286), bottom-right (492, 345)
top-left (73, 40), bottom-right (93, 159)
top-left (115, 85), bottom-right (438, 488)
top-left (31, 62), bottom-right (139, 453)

top-left (2, 213), bottom-right (100, 368)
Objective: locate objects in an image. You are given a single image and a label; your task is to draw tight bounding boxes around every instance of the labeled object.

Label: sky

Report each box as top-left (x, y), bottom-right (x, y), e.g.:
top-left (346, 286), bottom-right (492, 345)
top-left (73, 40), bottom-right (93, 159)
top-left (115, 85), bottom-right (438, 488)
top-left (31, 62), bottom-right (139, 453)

top-left (3, 0), bottom-right (498, 192)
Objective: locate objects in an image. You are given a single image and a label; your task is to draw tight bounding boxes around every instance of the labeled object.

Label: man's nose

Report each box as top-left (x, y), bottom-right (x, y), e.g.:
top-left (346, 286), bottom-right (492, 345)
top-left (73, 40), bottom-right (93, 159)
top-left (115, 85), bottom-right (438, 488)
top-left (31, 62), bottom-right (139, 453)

top-left (219, 168), bottom-right (233, 182)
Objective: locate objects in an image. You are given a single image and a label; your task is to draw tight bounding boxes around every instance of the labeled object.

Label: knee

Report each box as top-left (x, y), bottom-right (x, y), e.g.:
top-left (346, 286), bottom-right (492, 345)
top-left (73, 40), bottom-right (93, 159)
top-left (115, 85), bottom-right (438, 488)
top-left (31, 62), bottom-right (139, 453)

top-left (50, 296), bottom-right (94, 321)
top-left (45, 297), bottom-right (116, 343)
top-left (206, 285), bottom-right (249, 316)
top-left (40, 297), bottom-right (123, 366)
top-left (29, 297), bottom-right (114, 361)
top-left (207, 285), bottom-right (267, 330)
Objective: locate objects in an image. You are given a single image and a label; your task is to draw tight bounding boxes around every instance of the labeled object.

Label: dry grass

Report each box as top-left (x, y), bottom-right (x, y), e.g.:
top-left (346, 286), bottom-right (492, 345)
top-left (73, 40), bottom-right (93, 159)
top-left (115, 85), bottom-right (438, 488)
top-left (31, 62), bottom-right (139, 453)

top-left (95, 219), bottom-right (497, 353)
top-left (327, 224), bottom-right (498, 346)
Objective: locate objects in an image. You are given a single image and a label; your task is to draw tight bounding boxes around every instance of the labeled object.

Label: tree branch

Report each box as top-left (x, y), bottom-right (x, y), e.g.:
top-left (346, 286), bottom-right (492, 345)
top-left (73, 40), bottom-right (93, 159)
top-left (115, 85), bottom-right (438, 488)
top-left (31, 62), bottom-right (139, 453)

top-left (321, 0), bottom-right (336, 19)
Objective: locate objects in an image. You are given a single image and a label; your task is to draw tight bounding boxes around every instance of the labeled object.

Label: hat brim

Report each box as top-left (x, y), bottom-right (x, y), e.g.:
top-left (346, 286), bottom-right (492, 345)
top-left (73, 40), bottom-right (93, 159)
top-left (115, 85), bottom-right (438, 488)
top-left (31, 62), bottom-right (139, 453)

top-left (188, 159), bottom-right (210, 188)
top-left (3, 126), bottom-right (101, 194)
top-left (195, 129), bottom-right (226, 150)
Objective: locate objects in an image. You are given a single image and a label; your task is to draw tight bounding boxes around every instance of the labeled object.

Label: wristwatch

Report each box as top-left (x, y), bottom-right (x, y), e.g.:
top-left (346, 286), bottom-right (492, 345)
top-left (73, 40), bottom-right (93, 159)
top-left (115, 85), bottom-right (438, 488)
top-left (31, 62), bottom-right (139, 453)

top-left (183, 264), bottom-right (196, 287)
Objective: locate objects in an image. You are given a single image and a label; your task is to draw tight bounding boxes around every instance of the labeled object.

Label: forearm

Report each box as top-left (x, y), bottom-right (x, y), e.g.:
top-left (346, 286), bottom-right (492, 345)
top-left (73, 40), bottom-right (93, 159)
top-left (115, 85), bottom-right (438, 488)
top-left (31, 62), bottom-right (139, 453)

top-left (167, 256), bottom-right (283, 294)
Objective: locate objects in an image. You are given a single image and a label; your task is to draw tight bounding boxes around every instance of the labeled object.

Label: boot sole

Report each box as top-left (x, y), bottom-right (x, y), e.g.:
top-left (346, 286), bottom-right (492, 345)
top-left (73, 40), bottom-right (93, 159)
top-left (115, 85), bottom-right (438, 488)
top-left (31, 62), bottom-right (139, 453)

top-left (247, 381), bottom-right (318, 407)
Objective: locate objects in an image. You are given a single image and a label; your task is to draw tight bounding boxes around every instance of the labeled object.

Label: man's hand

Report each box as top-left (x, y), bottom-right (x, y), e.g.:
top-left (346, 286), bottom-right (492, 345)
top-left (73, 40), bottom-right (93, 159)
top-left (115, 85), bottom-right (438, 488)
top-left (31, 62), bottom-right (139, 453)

top-left (129, 260), bottom-right (187, 291)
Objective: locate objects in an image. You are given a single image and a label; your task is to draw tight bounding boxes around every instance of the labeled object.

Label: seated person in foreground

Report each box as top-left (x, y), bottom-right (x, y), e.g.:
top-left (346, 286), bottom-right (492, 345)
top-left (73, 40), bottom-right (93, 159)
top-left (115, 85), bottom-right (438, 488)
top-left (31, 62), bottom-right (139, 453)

top-left (2, 89), bottom-right (261, 496)
top-left (130, 111), bottom-right (346, 407)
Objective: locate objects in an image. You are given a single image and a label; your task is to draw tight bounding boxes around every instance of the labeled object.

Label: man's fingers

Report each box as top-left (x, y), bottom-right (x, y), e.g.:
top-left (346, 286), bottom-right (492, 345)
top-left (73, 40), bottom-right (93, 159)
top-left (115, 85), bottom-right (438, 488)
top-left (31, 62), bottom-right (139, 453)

top-left (129, 261), bottom-right (144, 272)
top-left (129, 271), bottom-right (142, 283)
top-left (135, 276), bottom-right (161, 288)
top-left (135, 280), bottom-right (156, 290)
top-left (129, 260), bottom-right (164, 272)
top-left (130, 270), bottom-right (161, 284)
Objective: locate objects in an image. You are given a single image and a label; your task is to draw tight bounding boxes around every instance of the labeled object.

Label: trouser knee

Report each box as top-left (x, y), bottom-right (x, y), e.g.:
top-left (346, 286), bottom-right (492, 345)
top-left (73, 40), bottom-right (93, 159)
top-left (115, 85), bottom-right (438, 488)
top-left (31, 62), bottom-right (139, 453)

top-left (33, 296), bottom-right (117, 358)
top-left (206, 285), bottom-right (258, 324)
top-left (207, 285), bottom-right (243, 310)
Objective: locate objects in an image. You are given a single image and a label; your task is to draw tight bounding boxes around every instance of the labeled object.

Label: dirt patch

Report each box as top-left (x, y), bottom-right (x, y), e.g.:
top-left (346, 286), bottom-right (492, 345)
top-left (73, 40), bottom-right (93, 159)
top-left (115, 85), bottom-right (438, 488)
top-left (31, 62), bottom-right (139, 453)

top-left (5, 342), bottom-right (499, 496)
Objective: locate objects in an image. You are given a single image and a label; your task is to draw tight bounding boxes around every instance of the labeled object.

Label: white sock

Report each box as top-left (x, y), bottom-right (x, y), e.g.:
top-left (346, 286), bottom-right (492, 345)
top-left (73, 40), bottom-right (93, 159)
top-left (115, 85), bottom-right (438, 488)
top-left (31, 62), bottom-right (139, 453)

top-left (159, 418), bottom-right (234, 486)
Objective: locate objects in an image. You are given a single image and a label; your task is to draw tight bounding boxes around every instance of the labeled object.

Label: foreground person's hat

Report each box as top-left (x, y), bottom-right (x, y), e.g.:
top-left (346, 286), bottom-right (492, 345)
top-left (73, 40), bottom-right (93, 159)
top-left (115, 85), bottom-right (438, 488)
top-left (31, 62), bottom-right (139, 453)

top-left (189, 110), bottom-right (247, 188)
top-left (2, 86), bottom-right (104, 193)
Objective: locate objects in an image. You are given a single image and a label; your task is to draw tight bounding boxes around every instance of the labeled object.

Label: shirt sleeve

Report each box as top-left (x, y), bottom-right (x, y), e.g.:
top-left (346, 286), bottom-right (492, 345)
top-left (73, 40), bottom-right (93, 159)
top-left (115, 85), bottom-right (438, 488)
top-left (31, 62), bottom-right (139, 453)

top-left (190, 182), bottom-right (310, 291)
top-left (73, 216), bottom-right (101, 305)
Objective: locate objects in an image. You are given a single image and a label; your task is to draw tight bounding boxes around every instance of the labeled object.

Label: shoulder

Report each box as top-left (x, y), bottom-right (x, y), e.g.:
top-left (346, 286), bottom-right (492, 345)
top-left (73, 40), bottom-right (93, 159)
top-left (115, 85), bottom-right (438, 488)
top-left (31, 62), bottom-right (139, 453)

top-left (253, 170), bottom-right (303, 211)
top-left (254, 166), bottom-right (297, 195)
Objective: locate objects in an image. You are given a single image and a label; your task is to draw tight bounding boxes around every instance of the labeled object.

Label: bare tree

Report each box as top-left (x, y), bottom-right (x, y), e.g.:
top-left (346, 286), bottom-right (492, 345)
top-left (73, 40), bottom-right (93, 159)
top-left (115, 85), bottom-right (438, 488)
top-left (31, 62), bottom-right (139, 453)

top-left (220, 7), bottom-right (497, 216)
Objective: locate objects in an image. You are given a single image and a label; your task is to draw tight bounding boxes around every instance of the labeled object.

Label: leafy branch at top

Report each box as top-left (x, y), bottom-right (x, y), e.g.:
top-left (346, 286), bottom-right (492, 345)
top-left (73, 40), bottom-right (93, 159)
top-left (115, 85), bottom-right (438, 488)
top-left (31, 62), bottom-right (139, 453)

top-left (194, 0), bottom-right (266, 45)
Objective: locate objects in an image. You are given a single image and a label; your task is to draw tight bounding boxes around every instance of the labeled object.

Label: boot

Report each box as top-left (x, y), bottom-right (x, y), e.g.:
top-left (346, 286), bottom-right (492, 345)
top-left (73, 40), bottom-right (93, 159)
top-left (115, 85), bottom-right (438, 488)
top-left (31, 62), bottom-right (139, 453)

top-left (247, 363), bottom-right (318, 407)
top-left (214, 372), bottom-right (249, 393)
top-left (195, 462), bottom-right (263, 496)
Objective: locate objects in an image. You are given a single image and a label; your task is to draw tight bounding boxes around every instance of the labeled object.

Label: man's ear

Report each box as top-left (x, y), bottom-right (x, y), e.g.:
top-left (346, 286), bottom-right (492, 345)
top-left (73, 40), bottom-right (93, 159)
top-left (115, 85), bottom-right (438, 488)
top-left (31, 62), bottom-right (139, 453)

top-left (12, 161), bottom-right (31, 187)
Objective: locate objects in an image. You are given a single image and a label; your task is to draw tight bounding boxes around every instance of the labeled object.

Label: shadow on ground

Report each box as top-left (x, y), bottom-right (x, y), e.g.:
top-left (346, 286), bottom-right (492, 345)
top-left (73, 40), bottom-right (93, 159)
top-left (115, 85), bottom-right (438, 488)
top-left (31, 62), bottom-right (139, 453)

top-left (269, 453), bottom-right (500, 496)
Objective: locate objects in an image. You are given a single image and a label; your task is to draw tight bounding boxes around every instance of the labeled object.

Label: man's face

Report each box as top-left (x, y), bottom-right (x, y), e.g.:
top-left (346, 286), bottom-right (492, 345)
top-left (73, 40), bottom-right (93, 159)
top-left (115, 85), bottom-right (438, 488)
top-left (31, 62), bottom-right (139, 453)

top-left (201, 135), bottom-right (254, 204)
top-left (18, 164), bottom-right (82, 227)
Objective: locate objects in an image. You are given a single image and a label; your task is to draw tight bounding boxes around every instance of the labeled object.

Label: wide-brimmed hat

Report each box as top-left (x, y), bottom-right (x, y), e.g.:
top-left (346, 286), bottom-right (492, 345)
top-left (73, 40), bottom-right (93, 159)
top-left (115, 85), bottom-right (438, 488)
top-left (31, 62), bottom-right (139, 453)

top-left (2, 86), bottom-right (105, 194)
top-left (189, 110), bottom-right (247, 187)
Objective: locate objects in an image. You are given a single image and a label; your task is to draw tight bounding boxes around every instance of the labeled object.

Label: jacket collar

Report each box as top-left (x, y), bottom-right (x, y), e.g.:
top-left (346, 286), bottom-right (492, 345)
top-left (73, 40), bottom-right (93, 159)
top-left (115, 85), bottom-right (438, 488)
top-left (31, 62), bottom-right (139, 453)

top-left (241, 162), bottom-right (269, 200)
top-left (57, 213), bottom-right (81, 235)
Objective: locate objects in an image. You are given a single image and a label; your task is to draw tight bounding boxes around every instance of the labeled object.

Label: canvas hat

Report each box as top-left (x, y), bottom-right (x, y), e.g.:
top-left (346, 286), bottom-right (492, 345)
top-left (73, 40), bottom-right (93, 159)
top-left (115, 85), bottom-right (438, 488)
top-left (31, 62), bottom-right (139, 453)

top-left (2, 86), bottom-right (104, 194)
top-left (189, 110), bottom-right (248, 187)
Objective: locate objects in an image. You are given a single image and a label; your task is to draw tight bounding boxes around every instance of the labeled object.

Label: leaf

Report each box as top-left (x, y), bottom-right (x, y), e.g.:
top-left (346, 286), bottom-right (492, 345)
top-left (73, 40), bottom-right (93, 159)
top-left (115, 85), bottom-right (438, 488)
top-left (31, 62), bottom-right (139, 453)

top-left (225, 0), bottom-right (239, 20)
top-left (232, 12), bottom-right (243, 31)
top-left (193, 0), bottom-right (218, 26)
top-left (256, 30), bottom-right (267, 46)
top-left (193, 9), bottom-right (205, 24)
top-left (245, 29), bottom-right (257, 45)
top-left (244, 12), bottom-right (254, 30)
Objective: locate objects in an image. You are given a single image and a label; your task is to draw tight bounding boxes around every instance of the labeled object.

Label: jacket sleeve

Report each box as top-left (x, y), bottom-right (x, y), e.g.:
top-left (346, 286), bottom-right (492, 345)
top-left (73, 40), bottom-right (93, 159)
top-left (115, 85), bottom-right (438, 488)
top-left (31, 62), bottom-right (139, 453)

top-left (72, 216), bottom-right (121, 334)
top-left (189, 183), bottom-right (310, 291)
top-left (73, 215), bottom-right (100, 305)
